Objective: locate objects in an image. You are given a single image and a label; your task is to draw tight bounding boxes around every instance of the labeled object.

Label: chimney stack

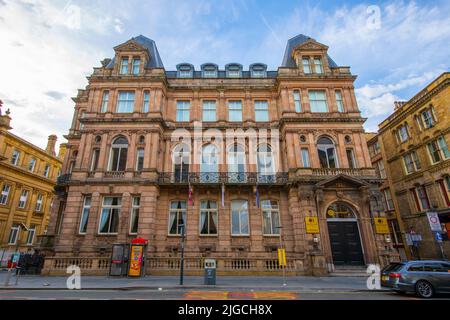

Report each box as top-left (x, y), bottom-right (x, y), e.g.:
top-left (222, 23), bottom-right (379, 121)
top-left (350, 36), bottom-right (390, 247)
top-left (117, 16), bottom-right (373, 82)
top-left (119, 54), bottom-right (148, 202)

top-left (46, 135), bottom-right (57, 156)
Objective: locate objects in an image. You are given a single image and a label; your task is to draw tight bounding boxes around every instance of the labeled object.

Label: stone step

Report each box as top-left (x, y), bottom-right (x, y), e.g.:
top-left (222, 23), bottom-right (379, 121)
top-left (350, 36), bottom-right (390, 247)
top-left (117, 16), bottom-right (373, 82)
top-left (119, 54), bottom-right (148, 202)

top-left (330, 266), bottom-right (368, 277)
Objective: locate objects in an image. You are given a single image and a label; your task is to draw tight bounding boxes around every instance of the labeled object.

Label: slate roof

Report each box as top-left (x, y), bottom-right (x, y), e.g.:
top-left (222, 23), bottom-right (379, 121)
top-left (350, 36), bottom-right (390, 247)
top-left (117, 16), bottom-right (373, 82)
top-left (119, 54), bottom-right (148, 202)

top-left (106, 35), bottom-right (164, 69)
top-left (281, 34), bottom-right (338, 68)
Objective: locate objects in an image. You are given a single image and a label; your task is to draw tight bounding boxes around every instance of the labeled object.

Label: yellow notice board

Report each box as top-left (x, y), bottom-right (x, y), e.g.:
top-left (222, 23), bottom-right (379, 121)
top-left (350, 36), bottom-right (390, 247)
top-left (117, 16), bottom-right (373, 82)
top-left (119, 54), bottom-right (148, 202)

top-left (278, 248), bottom-right (287, 267)
top-left (305, 217), bottom-right (320, 234)
top-left (374, 218), bottom-right (390, 234)
top-left (128, 245), bottom-right (144, 277)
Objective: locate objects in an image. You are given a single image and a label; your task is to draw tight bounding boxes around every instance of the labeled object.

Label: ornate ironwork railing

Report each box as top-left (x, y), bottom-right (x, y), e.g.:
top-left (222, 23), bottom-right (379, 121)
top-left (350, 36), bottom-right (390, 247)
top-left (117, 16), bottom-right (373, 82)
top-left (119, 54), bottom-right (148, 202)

top-left (56, 174), bottom-right (72, 185)
top-left (158, 172), bottom-right (288, 185)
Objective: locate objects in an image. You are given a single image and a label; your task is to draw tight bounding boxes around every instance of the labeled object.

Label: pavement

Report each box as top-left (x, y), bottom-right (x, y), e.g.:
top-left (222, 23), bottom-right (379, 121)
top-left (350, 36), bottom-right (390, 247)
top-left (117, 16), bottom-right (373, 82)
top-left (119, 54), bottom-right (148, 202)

top-left (0, 271), bottom-right (382, 292)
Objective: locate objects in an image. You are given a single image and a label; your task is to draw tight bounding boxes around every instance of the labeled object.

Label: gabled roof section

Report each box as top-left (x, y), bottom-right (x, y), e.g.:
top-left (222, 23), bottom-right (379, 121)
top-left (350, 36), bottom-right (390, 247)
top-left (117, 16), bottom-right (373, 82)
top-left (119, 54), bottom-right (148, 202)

top-left (106, 35), bottom-right (164, 69)
top-left (281, 34), bottom-right (338, 68)
top-left (315, 174), bottom-right (371, 188)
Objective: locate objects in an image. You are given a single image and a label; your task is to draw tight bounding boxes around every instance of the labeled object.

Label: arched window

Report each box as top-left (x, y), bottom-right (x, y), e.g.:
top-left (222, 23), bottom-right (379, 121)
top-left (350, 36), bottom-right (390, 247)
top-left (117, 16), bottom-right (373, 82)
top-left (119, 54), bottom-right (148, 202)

top-left (201, 144), bottom-right (219, 182)
top-left (257, 144), bottom-right (275, 182)
top-left (228, 144), bottom-right (246, 182)
top-left (326, 203), bottom-right (356, 220)
top-left (173, 144), bottom-right (190, 183)
top-left (108, 136), bottom-right (128, 172)
top-left (317, 137), bottom-right (338, 169)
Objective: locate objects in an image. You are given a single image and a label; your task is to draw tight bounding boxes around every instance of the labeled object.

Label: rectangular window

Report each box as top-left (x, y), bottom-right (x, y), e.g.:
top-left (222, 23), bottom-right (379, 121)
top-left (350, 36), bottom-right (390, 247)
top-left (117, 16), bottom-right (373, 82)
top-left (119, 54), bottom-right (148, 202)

top-left (99, 197), bottom-right (121, 234)
top-left (44, 164), bottom-right (50, 178)
top-left (116, 91), bottom-right (135, 113)
top-left (231, 200), bottom-right (249, 235)
top-left (28, 158), bottom-right (36, 172)
top-left (90, 149), bottom-right (100, 172)
top-left (438, 177), bottom-right (450, 206)
top-left (202, 101), bottom-right (216, 122)
top-left (120, 58), bottom-right (129, 74)
top-left (302, 57), bottom-right (311, 74)
top-left (301, 148), bottom-right (310, 168)
top-left (79, 196), bottom-right (91, 234)
top-left (176, 101), bottom-right (190, 122)
top-left (335, 91), bottom-right (344, 112)
top-left (11, 150), bottom-right (20, 166)
top-left (416, 186), bottom-right (430, 211)
top-left (0, 184), bottom-right (10, 205)
top-left (26, 225), bottom-right (36, 245)
top-left (309, 91), bottom-right (328, 112)
top-left (178, 71), bottom-right (192, 78)
top-left (200, 200), bottom-right (218, 235)
top-left (403, 151), bottom-right (421, 174)
top-left (130, 197), bottom-right (140, 234)
top-left (35, 193), bottom-right (43, 212)
top-left (438, 137), bottom-right (450, 159)
top-left (8, 224), bottom-right (20, 245)
top-left (169, 201), bottom-right (187, 235)
top-left (262, 200), bottom-right (280, 235)
top-left (136, 148), bottom-right (144, 171)
top-left (18, 190), bottom-right (29, 209)
top-left (314, 57), bottom-right (323, 74)
top-left (132, 58), bottom-right (140, 75)
top-left (227, 68), bottom-right (241, 78)
top-left (254, 101), bottom-right (269, 122)
top-left (346, 149), bottom-right (357, 169)
top-left (384, 189), bottom-right (394, 211)
top-left (101, 91), bottom-right (109, 113)
top-left (293, 90), bottom-right (302, 112)
top-left (228, 101), bottom-right (243, 122)
top-left (421, 109), bottom-right (435, 129)
top-left (142, 91), bottom-right (150, 112)
top-left (376, 161), bottom-right (386, 179)
top-left (397, 124), bottom-right (409, 143)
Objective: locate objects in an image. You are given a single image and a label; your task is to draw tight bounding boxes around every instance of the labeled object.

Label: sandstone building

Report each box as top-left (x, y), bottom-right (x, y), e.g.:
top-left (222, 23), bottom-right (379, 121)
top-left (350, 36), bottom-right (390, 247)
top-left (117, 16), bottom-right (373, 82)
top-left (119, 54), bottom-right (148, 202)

top-left (0, 112), bottom-right (64, 265)
top-left (41, 34), bottom-right (396, 275)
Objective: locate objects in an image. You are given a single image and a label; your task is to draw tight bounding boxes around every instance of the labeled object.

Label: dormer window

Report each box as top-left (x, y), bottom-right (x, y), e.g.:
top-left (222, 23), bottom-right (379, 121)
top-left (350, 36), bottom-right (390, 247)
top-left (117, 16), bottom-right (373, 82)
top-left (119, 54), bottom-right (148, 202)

top-left (120, 57), bottom-right (129, 75)
top-left (226, 64), bottom-right (242, 78)
top-left (132, 58), bottom-right (141, 75)
top-left (314, 57), bottom-right (323, 74)
top-left (302, 57), bottom-right (311, 74)
top-left (202, 64), bottom-right (218, 78)
top-left (250, 64), bottom-right (267, 78)
top-left (177, 64), bottom-right (194, 78)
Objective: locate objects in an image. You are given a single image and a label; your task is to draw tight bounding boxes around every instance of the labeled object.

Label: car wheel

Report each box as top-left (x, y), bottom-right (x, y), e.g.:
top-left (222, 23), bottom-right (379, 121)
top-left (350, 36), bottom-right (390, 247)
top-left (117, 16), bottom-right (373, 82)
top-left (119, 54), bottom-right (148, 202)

top-left (415, 280), bottom-right (434, 298)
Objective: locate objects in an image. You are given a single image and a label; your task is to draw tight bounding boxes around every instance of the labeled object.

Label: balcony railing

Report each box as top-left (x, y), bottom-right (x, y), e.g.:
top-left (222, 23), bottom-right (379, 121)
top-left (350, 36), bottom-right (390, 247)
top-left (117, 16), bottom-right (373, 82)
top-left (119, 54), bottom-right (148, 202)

top-left (56, 174), bottom-right (72, 185)
top-left (158, 172), bottom-right (288, 185)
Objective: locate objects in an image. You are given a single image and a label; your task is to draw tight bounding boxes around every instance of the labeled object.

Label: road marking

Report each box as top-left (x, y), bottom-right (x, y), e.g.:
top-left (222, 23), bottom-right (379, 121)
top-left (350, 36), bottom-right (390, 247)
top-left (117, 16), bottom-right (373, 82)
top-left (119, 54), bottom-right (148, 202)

top-left (184, 291), bottom-right (298, 300)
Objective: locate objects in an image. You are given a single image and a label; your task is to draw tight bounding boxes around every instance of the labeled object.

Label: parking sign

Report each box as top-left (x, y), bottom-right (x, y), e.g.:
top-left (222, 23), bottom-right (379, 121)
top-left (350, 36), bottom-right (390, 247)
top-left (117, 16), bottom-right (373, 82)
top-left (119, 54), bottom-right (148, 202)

top-left (427, 212), bottom-right (442, 232)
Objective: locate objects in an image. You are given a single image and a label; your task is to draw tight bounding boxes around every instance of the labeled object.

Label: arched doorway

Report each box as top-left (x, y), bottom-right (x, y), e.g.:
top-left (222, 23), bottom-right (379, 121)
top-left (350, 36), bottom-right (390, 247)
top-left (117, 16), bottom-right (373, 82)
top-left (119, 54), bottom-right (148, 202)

top-left (326, 203), bottom-right (364, 266)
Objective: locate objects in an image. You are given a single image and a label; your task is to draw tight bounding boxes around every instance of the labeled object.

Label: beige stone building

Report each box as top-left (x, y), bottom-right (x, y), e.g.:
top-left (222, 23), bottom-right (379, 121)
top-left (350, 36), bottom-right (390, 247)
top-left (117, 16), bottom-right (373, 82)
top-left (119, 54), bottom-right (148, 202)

top-left (0, 112), bottom-right (65, 265)
top-left (368, 73), bottom-right (450, 261)
top-left (40, 34), bottom-right (396, 276)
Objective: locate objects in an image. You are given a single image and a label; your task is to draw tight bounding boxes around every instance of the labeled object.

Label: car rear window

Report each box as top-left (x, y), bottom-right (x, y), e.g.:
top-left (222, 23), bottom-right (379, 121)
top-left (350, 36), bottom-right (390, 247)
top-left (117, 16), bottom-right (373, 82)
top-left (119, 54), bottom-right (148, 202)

top-left (408, 264), bottom-right (423, 271)
top-left (382, 263), bottom-right (405, 273)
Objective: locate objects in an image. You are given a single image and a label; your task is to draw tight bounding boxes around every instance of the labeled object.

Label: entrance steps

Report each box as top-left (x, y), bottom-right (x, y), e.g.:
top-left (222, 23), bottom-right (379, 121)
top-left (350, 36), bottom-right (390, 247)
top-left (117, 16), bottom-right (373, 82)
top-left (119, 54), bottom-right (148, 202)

top-left (330, 266), bottom-right (368, 277)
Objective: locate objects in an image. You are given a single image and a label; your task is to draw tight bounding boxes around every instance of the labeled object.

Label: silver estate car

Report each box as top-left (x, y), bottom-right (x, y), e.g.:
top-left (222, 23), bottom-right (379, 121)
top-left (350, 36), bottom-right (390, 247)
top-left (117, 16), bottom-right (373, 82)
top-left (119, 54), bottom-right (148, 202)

top-left (381, 260), bottom-right (450, 298)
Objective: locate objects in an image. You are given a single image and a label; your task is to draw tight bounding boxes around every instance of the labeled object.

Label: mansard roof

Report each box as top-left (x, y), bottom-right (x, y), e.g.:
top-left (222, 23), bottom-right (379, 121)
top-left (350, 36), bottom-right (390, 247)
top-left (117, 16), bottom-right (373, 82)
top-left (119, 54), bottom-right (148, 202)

top-left (281, 34), bottom-right (338, 68)
top-left (106, 35), bottom-right (164, 69)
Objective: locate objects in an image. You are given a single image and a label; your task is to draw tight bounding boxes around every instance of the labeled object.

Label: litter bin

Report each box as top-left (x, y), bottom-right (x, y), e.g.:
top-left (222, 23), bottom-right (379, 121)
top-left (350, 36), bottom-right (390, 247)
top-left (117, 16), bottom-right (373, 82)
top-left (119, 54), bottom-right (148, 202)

top-left (204, 259), bottom-right (216, 285)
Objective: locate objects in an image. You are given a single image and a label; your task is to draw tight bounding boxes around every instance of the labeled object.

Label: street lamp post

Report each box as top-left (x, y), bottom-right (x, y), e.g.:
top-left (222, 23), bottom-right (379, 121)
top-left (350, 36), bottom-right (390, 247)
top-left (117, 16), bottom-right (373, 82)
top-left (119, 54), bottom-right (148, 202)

top-left (276, 225), bottom-right (287, 287)
top-left (179, 224), bottom-right (186, 286)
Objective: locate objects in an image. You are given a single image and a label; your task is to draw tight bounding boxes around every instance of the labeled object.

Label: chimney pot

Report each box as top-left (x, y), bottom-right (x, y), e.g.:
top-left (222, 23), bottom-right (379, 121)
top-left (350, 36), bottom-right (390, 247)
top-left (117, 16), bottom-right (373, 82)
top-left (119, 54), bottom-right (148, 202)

top-left (46, 135), bottom-right (57, 156)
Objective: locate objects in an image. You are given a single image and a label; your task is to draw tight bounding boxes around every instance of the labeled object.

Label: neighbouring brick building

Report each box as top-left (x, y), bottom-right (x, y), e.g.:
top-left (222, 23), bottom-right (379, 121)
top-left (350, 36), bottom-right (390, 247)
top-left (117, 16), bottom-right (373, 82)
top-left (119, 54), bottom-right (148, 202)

top-left (40, 34), bottom-right (397, 276)
top-left (367, 73), bottom-right (450, 261)
top-left (0, 111), bottom-right (65, 265)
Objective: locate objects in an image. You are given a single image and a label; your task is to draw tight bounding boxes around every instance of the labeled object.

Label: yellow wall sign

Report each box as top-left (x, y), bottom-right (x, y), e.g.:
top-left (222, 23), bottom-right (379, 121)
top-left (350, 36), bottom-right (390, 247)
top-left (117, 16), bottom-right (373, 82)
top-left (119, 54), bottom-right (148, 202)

top-left (128, 245), bottom-right (144, 277)
top-left (374, 218), bottom-right (390, 234)
top-left (278, 248), bottom-right (287, 267)
top-left (305, 217), bottom-right (320, 234)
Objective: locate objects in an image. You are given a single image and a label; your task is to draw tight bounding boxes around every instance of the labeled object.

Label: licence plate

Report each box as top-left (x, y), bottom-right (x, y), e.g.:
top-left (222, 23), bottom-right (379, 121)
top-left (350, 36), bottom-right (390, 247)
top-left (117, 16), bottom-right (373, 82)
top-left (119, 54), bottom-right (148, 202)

top-left (382, 276), bottom-right (389, 281)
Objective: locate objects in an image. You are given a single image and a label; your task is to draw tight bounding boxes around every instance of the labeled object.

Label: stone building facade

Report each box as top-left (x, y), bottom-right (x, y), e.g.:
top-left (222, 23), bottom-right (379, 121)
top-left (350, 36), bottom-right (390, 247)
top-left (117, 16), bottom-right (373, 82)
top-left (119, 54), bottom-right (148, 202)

top-left (371, 73), bottom-right (450, 260)
top-left (0, 112), bottom-right (64, 264)
top-left (41, 34), bottom-right (395, 276)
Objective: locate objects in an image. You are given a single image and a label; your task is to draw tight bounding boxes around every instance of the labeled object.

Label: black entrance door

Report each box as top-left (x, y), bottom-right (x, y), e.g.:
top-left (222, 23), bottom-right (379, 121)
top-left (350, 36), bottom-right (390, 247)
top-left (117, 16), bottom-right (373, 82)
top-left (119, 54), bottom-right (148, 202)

top-left (327, 221), bottom-right (364, 266)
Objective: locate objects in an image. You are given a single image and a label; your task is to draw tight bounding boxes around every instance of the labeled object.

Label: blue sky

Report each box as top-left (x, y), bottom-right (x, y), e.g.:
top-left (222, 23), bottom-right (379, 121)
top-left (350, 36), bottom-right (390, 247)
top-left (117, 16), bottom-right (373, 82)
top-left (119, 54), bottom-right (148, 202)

top-left (0, 0), bottom-right (449, 149)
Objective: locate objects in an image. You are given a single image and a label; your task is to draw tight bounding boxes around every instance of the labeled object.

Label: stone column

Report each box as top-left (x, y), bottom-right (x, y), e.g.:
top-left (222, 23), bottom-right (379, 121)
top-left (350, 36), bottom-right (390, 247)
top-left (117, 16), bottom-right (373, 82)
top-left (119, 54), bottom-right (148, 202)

top-left (288, 187), bottom-right (306, 253)
top-left (150, 133), bottom-right (160, 169)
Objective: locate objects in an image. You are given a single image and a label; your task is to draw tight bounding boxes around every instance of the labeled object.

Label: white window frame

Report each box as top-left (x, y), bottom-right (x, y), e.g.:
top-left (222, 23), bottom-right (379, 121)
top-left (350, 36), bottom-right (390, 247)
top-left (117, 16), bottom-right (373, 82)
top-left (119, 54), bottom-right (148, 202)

top-left (120, 57), bottom-right (129, 75)
top-left (397, 124), bottom-right (409, 143)
top-left (168, 201), bottom-right (187, 236)
top-left (176, 101), bottom-right (190, 122)
top-left (98, 197), bottom-right (121, 234)
top-left (18, 190), bottom-right (29, 209)
top-left (8, 224), bottom-right (20, 245)
top-left (28, 158), bottom-right (36, 172)
top-left (44, 164), bottom-right (50, 178)
top-left (314, 57), bottom-right (324, 74)
top-left (309, 91), bottom-right (329, 113)
top-left (11, 150), bottom-right (20, 166)
top-left (293, 90), bottom-right (302, 112)
top-left (202, 101), bottom-right (217, 122)
top-left (228, 101), bottom-right (243, 122)
top-left (116, 91), bottom-right (135, 113)
top-left (136, 148), bottom-right (145, 171)
top-left (0, 184), bottom-right (10, 205)
top-left (302, 57), bottom-right (311, 74)
top-left (335, 90), bottom-right (344, 112)
top-left (101, 91), bottom-right (109, 113)
top-left (26, 225), bottom-right (36, 245)
top-left (254, 101), bottom-right (269, 122)
top-left (261, 200), bottom-right (280, 236)
top-left (231, 200), bottom-right (250, 236)
top-left (79, 196), bottom-right (92, 234)
top-left (199, 200), bottom-right (218, 236)
top-left (301, 148), bottom-right (310, 168)
top-left (35, 193), bottom-right (43, 212)
top-left (383, 189), bottom-right (394, 211)
top-left (129, 197), bottom-right (140, 235)
top-left (132, 58), bottom-right (141, 75)
top-left (142, 91), bottom-right (150, 112)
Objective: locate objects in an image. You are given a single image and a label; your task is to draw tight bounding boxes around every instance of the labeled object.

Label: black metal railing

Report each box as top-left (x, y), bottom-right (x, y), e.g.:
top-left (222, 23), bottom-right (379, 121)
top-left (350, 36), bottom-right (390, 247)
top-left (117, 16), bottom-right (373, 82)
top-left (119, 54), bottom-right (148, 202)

top-left (56, 174), bottom-right (72, 185)
top-left (158, 172), bottom-right (288, 185)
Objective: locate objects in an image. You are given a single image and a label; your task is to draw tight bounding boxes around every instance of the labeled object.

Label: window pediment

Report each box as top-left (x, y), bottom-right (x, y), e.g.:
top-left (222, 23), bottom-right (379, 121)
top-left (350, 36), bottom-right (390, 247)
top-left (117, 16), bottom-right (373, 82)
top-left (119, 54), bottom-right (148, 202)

top-left (114, 40), bottom-right (148, 53)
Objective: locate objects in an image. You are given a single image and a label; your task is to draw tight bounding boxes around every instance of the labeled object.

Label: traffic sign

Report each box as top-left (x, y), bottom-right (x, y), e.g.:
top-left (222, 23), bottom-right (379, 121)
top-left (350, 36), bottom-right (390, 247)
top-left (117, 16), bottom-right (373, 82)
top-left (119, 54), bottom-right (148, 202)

top-left (427, 212), bottom-right (442, 232)
top-left (435, 232), bottom-right (443, 243)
